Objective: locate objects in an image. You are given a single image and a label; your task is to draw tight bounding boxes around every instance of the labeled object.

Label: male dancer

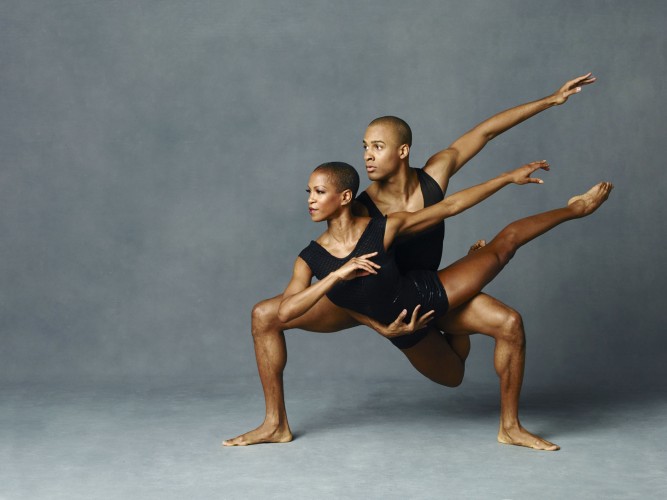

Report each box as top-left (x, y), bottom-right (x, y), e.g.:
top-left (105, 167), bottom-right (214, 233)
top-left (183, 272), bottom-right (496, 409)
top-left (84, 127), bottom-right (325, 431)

top-left (224, 73), bottom-right (596, 450)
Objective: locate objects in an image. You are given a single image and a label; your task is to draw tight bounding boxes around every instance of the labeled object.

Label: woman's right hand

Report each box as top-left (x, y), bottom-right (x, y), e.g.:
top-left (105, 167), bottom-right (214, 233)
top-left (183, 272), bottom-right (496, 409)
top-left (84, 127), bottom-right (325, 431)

top-left (334, 252), bottom-right (380, 281)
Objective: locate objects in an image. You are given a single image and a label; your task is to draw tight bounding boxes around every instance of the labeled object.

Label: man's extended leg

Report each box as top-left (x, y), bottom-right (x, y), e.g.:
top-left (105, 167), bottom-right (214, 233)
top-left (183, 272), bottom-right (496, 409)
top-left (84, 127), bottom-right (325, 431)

top-left (406, 183), bottom-right (613, 450)
top-left (223, 295), bottom-right (358, 446)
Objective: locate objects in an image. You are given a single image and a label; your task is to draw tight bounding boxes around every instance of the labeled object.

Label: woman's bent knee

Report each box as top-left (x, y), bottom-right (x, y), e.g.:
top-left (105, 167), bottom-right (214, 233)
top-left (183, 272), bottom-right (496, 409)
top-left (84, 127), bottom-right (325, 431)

top-left (251, 297), bottom-right (283, 336)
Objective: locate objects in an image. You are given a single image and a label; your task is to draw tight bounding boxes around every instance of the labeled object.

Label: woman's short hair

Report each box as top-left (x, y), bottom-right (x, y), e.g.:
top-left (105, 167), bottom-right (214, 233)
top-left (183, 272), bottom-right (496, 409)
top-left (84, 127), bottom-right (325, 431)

top-left (313, 162), bottom-right (360, 198)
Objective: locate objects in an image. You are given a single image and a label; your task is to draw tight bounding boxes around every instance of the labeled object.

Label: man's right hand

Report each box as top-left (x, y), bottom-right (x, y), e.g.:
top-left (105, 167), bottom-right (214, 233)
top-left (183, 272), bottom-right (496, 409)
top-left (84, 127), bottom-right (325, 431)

top-left (551, 73), bottom-right (597, 105)
top-left (373, 305), bottom-right (435, 339)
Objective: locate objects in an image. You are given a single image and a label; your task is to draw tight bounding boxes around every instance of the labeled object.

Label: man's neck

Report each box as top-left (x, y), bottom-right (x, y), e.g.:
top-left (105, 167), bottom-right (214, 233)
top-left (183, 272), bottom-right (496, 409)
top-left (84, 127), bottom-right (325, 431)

top-left (368, 164), bottom-right (423, 213)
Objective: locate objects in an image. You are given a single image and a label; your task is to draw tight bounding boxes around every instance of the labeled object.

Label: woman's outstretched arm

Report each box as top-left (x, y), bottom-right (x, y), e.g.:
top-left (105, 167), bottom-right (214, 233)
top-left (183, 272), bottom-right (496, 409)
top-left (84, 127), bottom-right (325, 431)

top-left (277, 253), bottom-right (380, 323)
top-left (385, 161), bottom-right (550, 244)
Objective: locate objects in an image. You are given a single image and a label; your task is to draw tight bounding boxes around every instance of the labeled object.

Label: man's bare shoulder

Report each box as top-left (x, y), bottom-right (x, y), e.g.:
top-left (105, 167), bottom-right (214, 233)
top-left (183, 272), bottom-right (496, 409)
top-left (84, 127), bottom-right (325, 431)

top-left (422, 149), bottom-right (457, 190)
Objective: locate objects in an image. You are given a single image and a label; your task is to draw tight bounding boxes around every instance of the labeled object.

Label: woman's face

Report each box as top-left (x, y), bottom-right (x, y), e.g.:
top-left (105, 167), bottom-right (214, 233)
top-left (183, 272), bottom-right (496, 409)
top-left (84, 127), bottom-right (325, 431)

top-left (306, 171), bottom-right (345, 222)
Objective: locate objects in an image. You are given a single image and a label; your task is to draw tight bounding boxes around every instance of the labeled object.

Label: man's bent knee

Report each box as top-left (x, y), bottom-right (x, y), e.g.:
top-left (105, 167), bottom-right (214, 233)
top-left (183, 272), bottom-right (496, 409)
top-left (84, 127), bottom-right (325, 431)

top-left (499, 308), bottom-right (525, 347)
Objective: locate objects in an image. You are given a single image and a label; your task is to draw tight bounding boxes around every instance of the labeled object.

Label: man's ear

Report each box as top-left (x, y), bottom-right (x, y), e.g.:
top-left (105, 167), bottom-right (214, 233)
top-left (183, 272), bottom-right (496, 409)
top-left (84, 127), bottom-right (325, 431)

top-left (341, 189), bottom-right (354, 205)
top-left (399, 143), bottom-right (410, 159)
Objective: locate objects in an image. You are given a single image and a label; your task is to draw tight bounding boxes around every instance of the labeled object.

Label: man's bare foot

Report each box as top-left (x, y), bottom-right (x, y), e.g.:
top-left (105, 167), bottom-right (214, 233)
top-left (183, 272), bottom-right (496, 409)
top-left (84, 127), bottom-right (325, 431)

top-left (498, 425), bottom-right (560, 451)
top-left (223, 422), bottom-right (293, 447)
top-left (567, 182), bottom-right (613, 217)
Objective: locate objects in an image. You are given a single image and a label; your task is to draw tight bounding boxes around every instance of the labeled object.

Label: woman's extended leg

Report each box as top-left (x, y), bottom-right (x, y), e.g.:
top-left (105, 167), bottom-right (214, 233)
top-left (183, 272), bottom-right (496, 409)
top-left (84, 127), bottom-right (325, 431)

top-left (438, 182), bottom-right (612, 310)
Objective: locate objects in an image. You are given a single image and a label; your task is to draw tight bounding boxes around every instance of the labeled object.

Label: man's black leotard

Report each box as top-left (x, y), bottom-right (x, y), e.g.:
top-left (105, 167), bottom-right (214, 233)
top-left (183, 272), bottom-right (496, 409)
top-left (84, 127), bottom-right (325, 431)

top-left (298, 217), bottom-right (449, 349)
top-left (353, 168), bottom-right (445, 348)
top-left (356, 168), bottom-right (444, 274)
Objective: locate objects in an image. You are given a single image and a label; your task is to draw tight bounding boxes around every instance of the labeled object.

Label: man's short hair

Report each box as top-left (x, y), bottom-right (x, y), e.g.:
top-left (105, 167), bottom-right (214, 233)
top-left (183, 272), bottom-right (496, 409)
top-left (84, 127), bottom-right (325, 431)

top-left (313, 162), bottom-right (360, 198)
top-left (368, 116), bottom-right (412, 147)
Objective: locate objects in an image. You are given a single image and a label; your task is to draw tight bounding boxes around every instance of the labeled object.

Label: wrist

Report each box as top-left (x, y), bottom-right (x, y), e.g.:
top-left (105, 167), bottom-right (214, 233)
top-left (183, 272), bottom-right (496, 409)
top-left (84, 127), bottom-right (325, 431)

top-left (329, 272), bottom-right (344, 284)
top-left (544, 93), bottom-right (560, 107)
top-left (499, 172), bottom-right (513, 184)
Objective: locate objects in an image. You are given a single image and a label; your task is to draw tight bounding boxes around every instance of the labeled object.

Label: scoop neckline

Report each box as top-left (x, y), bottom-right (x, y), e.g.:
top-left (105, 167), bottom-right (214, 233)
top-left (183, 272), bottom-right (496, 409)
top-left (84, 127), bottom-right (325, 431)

top-left (311, 218), bottom-right (378, 261)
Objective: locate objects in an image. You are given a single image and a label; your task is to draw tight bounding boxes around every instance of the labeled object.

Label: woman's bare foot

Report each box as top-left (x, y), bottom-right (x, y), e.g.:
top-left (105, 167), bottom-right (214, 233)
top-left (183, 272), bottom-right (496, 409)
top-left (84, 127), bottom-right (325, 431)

top-left (567, 182), bottom-right (613, 217)
top-left (498, 425), bottom-right (560, 451)
top-left (223, 421), bottom-right (293, 446)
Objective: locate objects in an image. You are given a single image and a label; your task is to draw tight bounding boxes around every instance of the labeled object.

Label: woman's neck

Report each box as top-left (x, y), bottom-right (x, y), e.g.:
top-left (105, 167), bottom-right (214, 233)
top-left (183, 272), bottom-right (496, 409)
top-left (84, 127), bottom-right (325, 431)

top-left (325, 209), bottom-right (360, 246)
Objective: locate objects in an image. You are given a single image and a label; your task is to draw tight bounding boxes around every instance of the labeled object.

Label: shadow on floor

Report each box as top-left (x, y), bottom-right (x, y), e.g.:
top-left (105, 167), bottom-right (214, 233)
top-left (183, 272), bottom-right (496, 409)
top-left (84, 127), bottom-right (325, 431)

top-left (289, 378), bottom-right (667, 439)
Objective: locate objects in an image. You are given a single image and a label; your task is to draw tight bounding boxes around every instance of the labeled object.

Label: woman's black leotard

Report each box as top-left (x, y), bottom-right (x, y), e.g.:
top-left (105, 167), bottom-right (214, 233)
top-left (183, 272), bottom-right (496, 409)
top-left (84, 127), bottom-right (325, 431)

top-left (298, 217), bottom-right (449, 349)
top-left (356, 168), bottom-right (444, 274)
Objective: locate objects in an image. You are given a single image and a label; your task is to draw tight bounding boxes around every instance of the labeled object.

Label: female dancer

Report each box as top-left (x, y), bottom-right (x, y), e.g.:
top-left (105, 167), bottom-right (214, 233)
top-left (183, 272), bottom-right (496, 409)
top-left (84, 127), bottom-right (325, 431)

top-left (278, 161), bottom-right (612, 354)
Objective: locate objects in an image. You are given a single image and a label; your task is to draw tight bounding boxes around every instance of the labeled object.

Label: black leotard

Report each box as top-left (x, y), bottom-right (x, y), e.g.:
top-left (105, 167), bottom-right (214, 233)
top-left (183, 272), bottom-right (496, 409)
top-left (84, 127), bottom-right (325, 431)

top-left (356, 168), bottom-right (444, 274)
top-left (298, 217), bottom-right (449, 349)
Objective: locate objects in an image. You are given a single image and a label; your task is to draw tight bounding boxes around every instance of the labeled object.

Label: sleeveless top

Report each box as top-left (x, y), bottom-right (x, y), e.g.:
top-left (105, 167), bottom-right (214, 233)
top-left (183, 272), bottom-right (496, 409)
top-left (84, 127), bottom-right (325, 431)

top-left (356, 168), bottom-right (444, 274)
top-left (298, 217), bottom-right (449, 326)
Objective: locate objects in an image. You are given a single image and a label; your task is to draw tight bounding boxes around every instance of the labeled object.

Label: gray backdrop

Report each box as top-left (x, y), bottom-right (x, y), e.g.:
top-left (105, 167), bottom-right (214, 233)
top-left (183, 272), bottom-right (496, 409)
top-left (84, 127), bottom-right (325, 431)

top-left (1, 0), bottom-right (665, 390)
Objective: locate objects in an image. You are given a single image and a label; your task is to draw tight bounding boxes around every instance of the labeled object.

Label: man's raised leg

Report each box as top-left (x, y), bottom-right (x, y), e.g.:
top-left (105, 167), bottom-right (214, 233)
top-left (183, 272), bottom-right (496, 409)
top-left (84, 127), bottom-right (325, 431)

top-left (223, 295), bottom-right (358, 446)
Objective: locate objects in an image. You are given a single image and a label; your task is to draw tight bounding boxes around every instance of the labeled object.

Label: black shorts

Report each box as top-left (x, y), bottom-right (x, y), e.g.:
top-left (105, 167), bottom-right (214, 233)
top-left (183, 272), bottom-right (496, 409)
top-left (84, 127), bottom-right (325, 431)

top-left (388, 270), bottom-right (449, 350)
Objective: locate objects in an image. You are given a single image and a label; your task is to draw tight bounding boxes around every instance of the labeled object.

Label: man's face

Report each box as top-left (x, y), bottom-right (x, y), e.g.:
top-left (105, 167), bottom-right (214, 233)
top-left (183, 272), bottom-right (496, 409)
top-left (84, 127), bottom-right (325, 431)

top-left (362, 123), bottom-right (403, 181)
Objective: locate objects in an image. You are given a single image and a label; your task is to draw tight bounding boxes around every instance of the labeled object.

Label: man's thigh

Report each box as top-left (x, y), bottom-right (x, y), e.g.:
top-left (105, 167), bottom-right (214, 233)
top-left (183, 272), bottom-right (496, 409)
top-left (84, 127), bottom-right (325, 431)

top-left (259, 294), bottom-right (359, 333)
top-left (437, 293), bottom-right (515, 337)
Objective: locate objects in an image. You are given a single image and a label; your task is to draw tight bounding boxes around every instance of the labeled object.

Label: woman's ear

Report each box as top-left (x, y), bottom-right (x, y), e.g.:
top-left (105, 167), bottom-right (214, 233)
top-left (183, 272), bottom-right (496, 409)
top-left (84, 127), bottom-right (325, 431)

top-left (341, 189), bottom-right (353, 206)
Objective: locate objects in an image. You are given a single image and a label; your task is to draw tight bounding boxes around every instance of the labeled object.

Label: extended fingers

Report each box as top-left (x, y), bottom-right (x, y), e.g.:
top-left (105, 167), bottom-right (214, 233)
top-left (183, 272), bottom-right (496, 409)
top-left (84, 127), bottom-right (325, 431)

top-left (516, 161), bottom-right (549, 184)
top-left (409, 305), bottom-right (435, 326)
top-left (353, 255), bottom-right (380, 270)
top-left (392, 309), bottom-right (408, 324)
top-left (357, 252), bottom-right (381, 269)
top-left (562, 73), bottom-right (596, 98)
top-left (529, 160), bottom-right (550, 171)
top-left (566, 72), bottom-right (595, 89)
top-left (352, 259), bottom-right (378, 275)
top-left (574, 72), bottom-right (596, 86)
top-left (417, 309), bottom-right (435, 325)
top-left (408, 305), bottom-right (422, 323)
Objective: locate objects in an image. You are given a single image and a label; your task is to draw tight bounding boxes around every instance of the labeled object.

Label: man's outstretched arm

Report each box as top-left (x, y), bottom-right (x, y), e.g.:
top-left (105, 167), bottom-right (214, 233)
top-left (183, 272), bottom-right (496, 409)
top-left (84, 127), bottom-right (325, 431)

top-left (347, 305), bottom-right (435, 340)
top-left (423, 73), bottom-right (596, 190)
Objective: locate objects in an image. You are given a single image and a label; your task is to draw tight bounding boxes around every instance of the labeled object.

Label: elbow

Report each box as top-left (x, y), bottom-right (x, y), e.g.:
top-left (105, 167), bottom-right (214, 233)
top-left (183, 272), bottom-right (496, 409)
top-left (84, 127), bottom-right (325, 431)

top-left (442, 199), bottom-right (460, 218)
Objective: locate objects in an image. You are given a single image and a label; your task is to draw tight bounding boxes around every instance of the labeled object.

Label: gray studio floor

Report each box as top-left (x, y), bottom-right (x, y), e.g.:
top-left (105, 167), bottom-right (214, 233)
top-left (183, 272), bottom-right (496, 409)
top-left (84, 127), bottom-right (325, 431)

top-left (2, 377), bottom-right (666, 500)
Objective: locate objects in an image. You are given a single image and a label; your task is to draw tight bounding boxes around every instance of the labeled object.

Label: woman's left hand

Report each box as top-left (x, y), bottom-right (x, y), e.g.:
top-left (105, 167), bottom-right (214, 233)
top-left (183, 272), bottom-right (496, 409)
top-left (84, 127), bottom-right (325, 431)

top-left (507, 160), bottom-right (550, 185)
